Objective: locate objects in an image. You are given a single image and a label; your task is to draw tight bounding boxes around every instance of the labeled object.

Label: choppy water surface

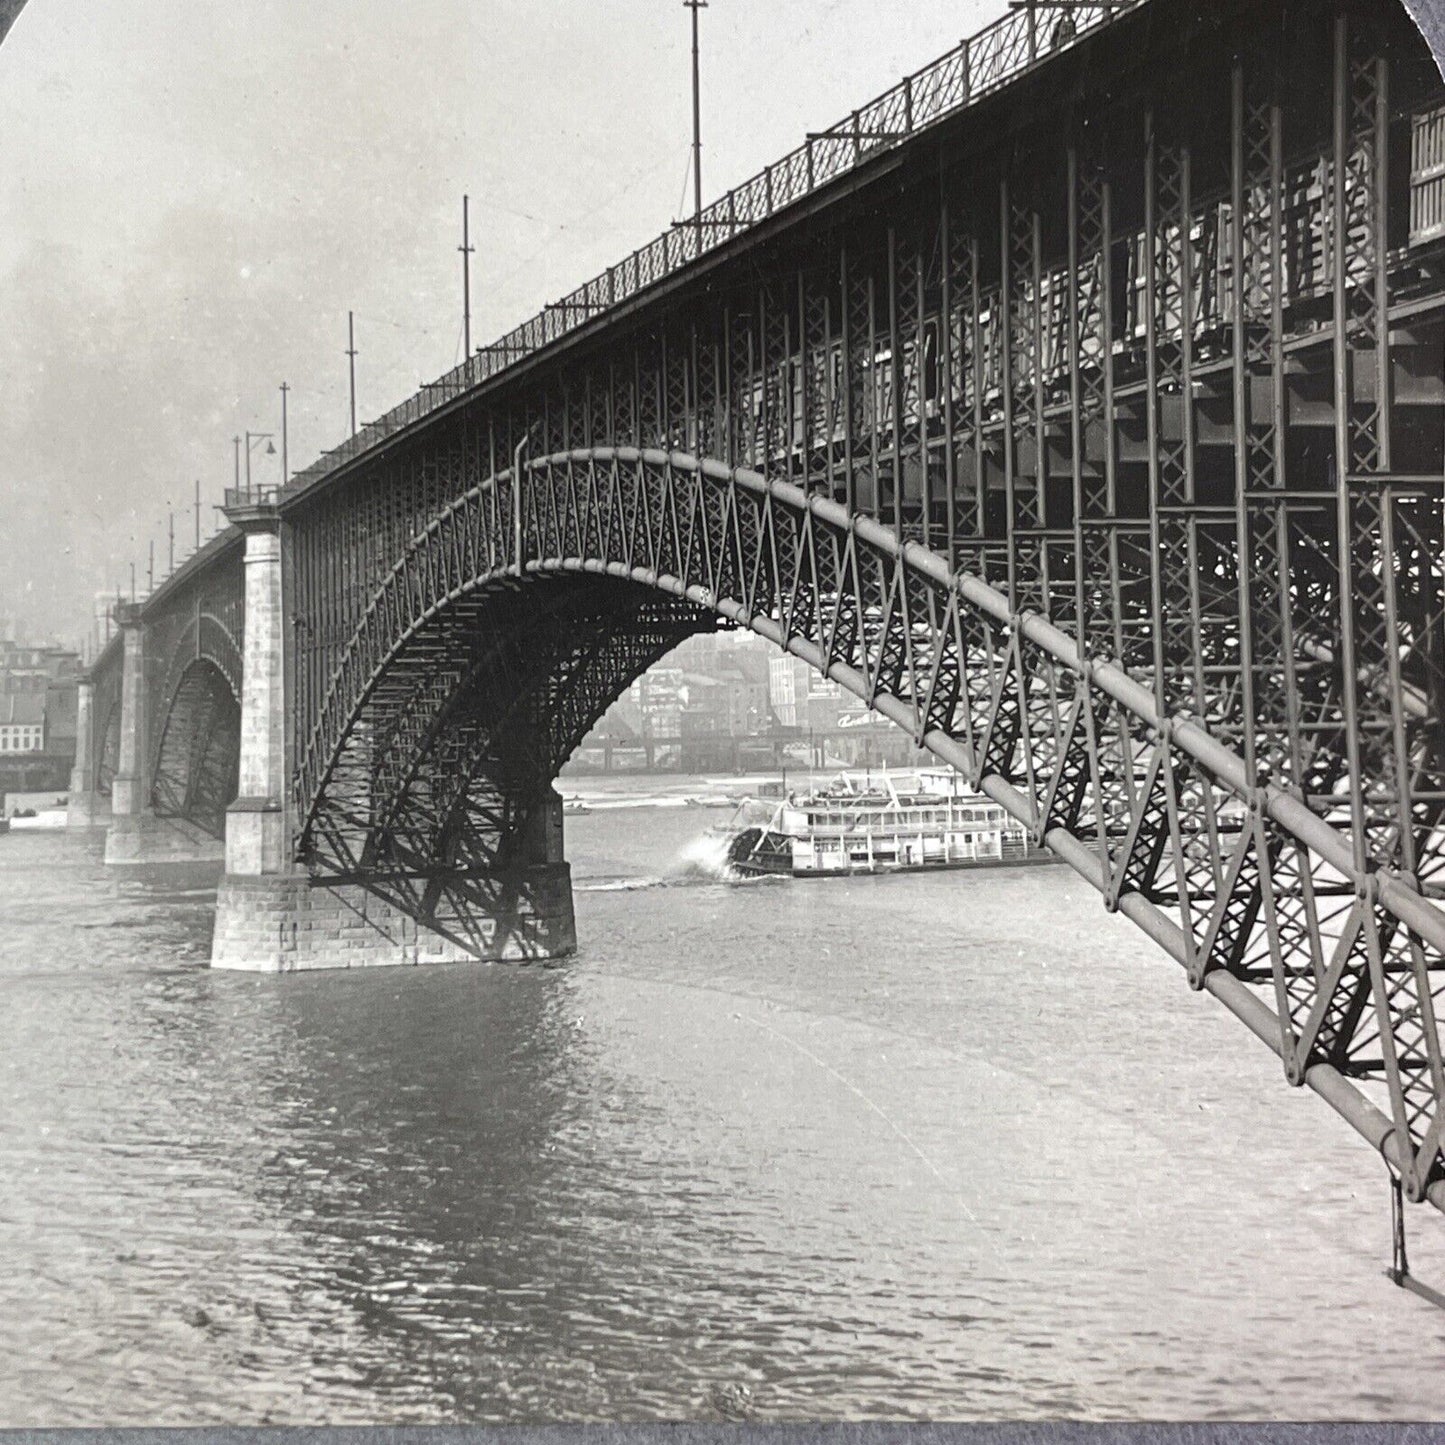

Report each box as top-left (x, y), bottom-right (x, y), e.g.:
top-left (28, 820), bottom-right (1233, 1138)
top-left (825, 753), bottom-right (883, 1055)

top-left (2, 787), bottom-right (1444, 1425)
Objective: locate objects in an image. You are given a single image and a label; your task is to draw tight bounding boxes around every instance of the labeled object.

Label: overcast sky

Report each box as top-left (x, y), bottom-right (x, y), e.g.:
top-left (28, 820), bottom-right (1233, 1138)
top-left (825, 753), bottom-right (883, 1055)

top-left (0, 0), bottom-right (1009, 649)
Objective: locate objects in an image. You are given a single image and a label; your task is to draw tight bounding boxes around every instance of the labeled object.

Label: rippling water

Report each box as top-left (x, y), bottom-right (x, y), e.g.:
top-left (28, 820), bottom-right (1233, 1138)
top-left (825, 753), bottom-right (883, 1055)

top-left (2, 793), bottom-right (1444, 1425)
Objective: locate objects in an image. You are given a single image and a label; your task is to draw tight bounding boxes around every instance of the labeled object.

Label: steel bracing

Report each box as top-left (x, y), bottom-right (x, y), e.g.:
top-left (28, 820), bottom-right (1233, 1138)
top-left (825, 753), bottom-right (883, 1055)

top-left (87, 0), bottom-right (1445, 1218)
top-left (302, 577), bottom-right (712, 948)
top-left (149, 659), bottom-right (240, 839)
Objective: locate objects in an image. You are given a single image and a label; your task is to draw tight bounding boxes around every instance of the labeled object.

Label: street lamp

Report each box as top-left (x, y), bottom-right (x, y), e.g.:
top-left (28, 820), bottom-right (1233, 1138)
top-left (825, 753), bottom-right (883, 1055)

top-left (279, 382), bottom-right (290, 486)
top-left (243, 430), bottom-right (276, 492)
top-left (685, 0), bottom-right (707, 246)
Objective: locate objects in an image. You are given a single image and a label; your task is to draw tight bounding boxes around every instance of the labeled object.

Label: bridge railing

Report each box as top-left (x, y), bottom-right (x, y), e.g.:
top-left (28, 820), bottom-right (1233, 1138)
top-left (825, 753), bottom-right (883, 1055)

top-left (223, 485), bottom-right (284, 510)
top-left (284, 0), bottom-right (1142, 500)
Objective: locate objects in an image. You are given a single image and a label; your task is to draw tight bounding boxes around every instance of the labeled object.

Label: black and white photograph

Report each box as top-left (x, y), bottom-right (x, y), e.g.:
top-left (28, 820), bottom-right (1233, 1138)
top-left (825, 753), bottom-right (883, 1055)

top-left (1, 0), bottom-right (1445, 1428)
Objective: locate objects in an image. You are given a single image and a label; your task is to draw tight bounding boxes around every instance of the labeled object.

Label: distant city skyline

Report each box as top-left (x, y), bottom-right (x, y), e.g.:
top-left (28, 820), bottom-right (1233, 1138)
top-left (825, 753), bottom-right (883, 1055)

top-left (0, 0), bottom-right (1006, 648)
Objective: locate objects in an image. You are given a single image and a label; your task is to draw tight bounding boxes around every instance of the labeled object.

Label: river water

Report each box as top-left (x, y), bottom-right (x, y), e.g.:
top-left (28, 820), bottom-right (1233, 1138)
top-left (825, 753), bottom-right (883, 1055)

top-left (2, 779), bottom-right (1444, 1425)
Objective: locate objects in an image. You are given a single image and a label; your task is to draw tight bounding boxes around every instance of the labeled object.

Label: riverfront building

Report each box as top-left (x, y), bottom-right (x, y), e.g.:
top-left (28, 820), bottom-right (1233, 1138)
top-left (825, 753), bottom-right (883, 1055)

top-left (0, 635), bottom-right (82, 804)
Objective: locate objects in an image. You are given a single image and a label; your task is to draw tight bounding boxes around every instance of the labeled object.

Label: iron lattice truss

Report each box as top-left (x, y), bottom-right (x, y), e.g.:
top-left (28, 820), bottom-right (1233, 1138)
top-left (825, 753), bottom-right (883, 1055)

top-left (301, 577), bottom-right (712, 951)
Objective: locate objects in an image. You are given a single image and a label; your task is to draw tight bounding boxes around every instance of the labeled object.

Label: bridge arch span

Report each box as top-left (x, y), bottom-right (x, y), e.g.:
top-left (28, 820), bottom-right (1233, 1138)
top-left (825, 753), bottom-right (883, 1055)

top-left (300, 445), bottom-right (981, 828)
top-left (301, 569), bottom-right (714, 942)
top-left (96, 696), bottom-right (121, 800)
top-left (294, 443), bottom-right (1445, 1206)
top-left (150, 656), bottom-right (241, 839)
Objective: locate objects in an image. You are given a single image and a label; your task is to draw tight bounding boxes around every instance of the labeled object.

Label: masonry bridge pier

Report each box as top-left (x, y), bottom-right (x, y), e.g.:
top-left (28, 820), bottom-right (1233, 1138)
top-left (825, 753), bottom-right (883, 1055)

top-left (74, 0), bottom-right (1445, 1221)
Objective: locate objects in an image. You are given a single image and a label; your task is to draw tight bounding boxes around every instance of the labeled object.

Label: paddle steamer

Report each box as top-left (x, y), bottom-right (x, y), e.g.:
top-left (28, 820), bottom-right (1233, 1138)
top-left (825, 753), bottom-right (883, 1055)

top-left (721, 769), bottom-right (1053, 878)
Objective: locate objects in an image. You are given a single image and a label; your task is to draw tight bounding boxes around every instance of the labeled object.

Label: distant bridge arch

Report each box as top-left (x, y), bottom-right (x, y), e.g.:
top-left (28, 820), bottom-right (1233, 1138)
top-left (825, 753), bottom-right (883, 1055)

top-left (144, 601), bottom-right (243, 830)
top-left (150, 657), bottom-right (240, 839)
top-left (96, 696), bottom-right (121, 800)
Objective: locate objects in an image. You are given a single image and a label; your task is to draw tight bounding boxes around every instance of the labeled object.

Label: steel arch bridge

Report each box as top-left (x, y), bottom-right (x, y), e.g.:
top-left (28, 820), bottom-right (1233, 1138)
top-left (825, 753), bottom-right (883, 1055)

top-left (82, 0), bottom-right (1445, 1225)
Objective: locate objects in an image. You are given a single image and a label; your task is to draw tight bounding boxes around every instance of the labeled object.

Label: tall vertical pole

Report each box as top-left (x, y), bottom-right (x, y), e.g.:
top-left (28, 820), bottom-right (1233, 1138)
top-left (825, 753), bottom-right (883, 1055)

top-left (168, 511), bottom-right (174, 574)
top-left (194, 479), bottom-right (201, 551)
top-left (233, 435), bottom-right (241, 494)
top-left (129, 563), bottom-right (135, 602)
top-left (686, 0), bottom-right (707, 251)
top-left (280, 381), bottom-right (290, 485)
top-left (347, 311), bottom-right (358, 437)
top-left (147, 540), bottom-right (154, 595)
top-left (460, 195), bottom-right (474, 359)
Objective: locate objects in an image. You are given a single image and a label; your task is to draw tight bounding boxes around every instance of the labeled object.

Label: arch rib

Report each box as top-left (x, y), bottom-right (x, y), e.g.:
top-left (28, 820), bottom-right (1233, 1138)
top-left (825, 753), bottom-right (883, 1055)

top-left (298, 445), bottom-right (1445, 1209)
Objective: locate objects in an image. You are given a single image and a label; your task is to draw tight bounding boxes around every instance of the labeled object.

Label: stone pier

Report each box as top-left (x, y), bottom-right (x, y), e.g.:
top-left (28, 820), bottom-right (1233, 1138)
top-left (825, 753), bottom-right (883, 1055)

top-left (210, 858), bottom-right (576, 972)
top-left (209, 497), bottom-right (575, 971)
top-left (106, 813), bottom-right (225, 862)
top-left (65, 677), bottom-right (109, 829)
top-left (102, 604), bottom-right (156, 863)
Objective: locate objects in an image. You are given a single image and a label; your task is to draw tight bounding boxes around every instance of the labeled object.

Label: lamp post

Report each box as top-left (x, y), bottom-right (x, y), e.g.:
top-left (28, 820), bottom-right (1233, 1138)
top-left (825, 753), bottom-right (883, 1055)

top-left (244, 431), bottom-right (276, 492)
top-left (279, 381), bottom-right (290, 485)
top-left (685, 0), bottom-right (707, 250)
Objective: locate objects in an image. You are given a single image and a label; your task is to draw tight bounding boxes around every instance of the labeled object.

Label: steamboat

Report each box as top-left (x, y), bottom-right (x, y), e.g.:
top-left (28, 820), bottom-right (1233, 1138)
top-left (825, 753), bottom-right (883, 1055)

top-left (721, 769), bottom-right (1054, 878)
